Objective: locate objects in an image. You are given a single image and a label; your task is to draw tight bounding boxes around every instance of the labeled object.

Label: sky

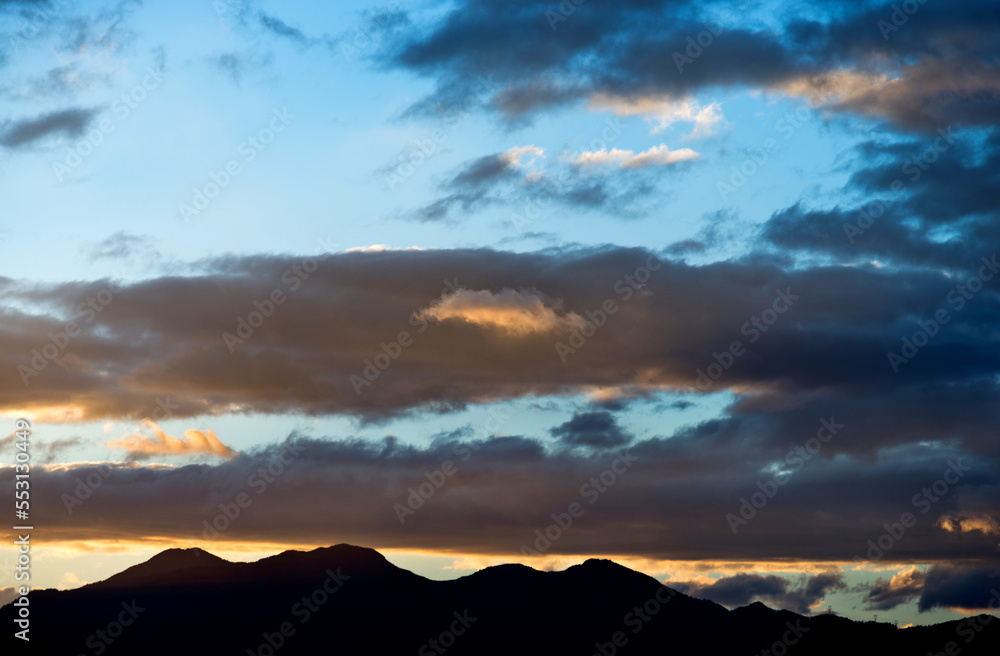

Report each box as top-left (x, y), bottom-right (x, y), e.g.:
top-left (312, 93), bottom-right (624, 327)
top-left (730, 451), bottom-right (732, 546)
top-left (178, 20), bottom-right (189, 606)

top-left (1, 0), bottom-right (999, 629)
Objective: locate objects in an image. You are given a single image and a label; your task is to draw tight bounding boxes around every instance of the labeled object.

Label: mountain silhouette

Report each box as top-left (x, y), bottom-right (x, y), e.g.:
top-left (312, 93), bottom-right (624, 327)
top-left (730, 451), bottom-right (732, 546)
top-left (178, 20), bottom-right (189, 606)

top-left (2, 544), bottom-right (997, 655)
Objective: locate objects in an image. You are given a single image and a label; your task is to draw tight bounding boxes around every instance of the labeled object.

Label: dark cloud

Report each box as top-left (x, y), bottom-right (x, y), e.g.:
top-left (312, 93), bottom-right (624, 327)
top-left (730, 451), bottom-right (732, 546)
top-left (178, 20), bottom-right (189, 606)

top-left (448, 153), bottom-right (519, 189)
top-left (550, 411), bottom-right (631, 448)
top-left (0, 107), bottom-right (96, 148)
top-left (761, 127), bottom-right (1000, 271)
top-left (1, 431), bottom-right (996, 565)
top-left (411, 190), bottom-right (493, 223)
top-left (864, 567), bottom-right (925, 611)
top-left (2, 246), bottom-right (1000, 457)
top-left (919, 564), bottom-right (1000, 612)
top-left (670, 571), bottom-right (846, 614)
top-left (862, 564), bottom-right (1000, 612)
top-left (1, 249), bottom-right (1000, 569)
top-left (379, 0), bottom-right (1000, 131)
top-left (409, 149), bottom-right (684, 223)
top-left (407, 151), bottom-right (523, 222)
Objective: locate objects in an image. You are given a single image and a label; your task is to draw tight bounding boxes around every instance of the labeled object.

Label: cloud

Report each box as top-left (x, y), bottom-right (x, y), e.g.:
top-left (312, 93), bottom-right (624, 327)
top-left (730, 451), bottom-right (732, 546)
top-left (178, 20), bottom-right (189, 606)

top-left (779, 60), bottom-right (1000, 132)
top-left (2, 64), bottom-right (115, 99)
top-left (406, 148), bottom-right (535, 222)
top-left (3, 246), bottom-right (1000, 448)
top-left (37, 436), bottom-right (83, 462)
top-left (589, 95), bottom-right (724, 138)
top-left (761, 126), bottom-right (1000, 272)
top-left (863, 566), bottom-right (926, 610)
top-left (107, 421), bottom-right (238, 460)
top-left (550, 411), bottom-right (631, 448)
top-left (408, 145), bottom-right (661, 221)
top-left (258, 12), bottom-right (308, 44)
top-left (0, 587), bottom-right (18, 609)
top-left (571, 144), bottom-right (699, 169)
top-left (417, 288), bottom-right (584, 336)
top-left (0, 107), bottom-right (96, 148)
top-left (88, 232), bottom-right (159, 262)
top-left (667, 571), bottom-right (846, 614)
top-left (207, 50), bottom-right (274, 86)
top-left (409, 142), bottom-right (684, 222)
top-left (2, 432), bottom-right (997, 566)
top-left (862, 563), bottom-right (1000, 612)
top-left (938, 514), bottom-right (1000, 536)
top-left (381, 0), bottom-right (1000, 131)
top-left (918, 564), bottom-right (1000, 611)
top-left (501, 145), bottom-right (544, 166)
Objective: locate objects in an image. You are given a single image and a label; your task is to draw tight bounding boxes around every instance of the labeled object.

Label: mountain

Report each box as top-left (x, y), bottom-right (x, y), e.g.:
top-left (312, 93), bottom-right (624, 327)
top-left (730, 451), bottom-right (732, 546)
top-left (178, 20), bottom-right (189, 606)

top-left (2, 544), bottom-right (997, 655)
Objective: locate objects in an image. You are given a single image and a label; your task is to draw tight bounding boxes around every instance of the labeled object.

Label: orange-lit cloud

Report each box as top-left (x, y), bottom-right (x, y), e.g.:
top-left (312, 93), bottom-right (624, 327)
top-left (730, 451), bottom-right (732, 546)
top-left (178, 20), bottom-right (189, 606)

top-left (777, 60), bottom-right (1000, 129)
top-left (108, 421), bottom-right (237, 460)
top-left (938, 514), bottom-right (1000, 536)
top-left (417, 288), bottom-right (584, 336)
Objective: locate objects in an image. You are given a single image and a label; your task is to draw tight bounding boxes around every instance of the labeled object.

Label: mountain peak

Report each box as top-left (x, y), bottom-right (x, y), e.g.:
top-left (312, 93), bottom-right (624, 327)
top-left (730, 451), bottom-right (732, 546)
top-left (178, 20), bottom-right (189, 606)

top-left (88, 547), bottom-right (230, 589)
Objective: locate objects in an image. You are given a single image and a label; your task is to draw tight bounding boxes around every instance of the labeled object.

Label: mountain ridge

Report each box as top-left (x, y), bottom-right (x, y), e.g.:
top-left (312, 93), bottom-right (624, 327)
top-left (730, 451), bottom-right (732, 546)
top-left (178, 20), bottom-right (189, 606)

top-left (3, 543), bottom-right (997, 655)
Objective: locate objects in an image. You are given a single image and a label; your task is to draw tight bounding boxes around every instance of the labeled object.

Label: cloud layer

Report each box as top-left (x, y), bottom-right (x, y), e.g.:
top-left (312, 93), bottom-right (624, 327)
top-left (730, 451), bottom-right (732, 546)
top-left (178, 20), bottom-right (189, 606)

top-left (382, 0), bottom-right (1000, 132)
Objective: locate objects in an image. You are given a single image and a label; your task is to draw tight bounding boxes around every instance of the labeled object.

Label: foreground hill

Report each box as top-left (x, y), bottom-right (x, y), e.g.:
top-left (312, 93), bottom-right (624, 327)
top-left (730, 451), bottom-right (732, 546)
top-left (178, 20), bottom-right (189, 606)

top-left (2, 544), bottom-right (997, 655)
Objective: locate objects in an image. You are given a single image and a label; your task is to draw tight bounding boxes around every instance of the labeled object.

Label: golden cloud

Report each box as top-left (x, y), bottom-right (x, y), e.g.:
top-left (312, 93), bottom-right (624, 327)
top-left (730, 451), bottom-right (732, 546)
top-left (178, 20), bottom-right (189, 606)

top-left (108, 421), bottom-right (238, 460)
top-left (416, 288), bottom-right (584, 336)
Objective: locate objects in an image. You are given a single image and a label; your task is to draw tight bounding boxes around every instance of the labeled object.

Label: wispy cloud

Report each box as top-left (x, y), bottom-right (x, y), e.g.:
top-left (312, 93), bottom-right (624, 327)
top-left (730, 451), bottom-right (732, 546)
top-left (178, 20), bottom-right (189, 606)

top-left (571, 144), bottom-right (699, 169)
top-left (589, 95), bottom-right (724, 138)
